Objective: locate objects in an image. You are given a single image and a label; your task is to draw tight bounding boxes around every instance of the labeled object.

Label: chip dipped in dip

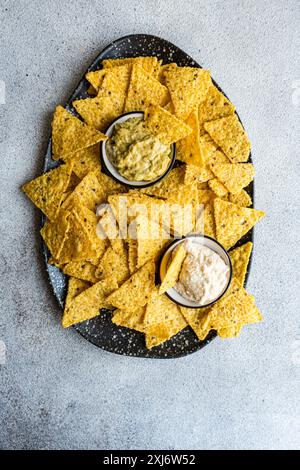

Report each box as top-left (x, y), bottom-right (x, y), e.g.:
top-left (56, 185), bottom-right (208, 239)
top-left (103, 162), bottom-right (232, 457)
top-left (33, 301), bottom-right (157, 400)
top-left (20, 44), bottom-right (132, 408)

top-left (106, 117), bottom-right (171, 181)
top-left (175, 240), bottom-right (230, 305)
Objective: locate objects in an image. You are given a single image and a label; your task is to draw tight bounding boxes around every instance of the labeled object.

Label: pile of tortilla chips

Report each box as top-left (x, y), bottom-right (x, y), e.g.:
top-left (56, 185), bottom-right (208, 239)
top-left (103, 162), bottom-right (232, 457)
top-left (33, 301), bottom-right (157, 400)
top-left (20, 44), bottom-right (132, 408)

top-left (22, 55), bottom-right (265, 350)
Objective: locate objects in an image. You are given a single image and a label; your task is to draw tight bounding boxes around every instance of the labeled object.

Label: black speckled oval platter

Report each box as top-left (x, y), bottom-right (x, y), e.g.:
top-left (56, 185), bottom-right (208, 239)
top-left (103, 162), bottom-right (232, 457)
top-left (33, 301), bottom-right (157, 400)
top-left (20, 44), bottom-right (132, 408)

top-left (42, 34), bottom-right (254, 358)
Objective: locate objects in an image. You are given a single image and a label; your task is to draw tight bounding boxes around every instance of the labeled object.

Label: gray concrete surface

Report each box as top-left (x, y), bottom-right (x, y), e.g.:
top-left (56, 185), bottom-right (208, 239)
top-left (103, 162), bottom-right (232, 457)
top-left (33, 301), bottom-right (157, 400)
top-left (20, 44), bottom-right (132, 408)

top-left (0, 0), bottom-right (300, 450)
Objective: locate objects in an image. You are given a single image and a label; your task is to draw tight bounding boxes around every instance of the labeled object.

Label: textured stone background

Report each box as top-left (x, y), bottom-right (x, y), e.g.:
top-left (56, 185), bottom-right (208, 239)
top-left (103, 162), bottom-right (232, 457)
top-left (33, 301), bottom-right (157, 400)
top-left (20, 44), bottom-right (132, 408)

top-left (0, 0), bottom-right (299, 450)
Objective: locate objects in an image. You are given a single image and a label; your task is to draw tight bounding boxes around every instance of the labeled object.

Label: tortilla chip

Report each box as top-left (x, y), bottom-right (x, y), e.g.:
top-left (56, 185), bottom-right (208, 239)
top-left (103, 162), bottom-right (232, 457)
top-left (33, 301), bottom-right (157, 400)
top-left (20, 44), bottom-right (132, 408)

top-left (180, 306), bottom-right (212, 341)
top-left (85, 69), bottom-right (106, 93)
top-left (95, 245), bottom-right (130, 285)
top-left (101, 64), bottom-right (131, 104)
top-left (40, 210), bottom-right (70, 259)
top-left (229, 242), bottom-right (253, 286)
top-left (64, 277), bottom-right (91, 307)
top-left (112, 305), bottom-right (146, 333)
top-left (68, 144), bottom-right (101, 179)
top-left (124, 63), bottom-right (169, 112)
top-left (145, 291), bottom-right (187, 348)
top-left (197, 189), bottom-right (216, 205)
top-left (214, 198), bottom-right (265, 250)
top-left (62, 171), bottom-right (108, 212)
top-left (73, 88), bottom-right (123, 132)
top-left (62, 260), bottom-right (99, 283)
top-left (204, 115), bottom-right (251, 163)
top-left (229, 190), bottom-right (252, 207)
top-left (198, 133), bottom-right (230, 166)
top-left (144, 104), bottom-right (192, 144)
top-left (106, 260), bottom-right (156, 310)
top-left (208, 178), bottom-right (229, 198)
top-left (127, 239), bottom-right (138, 274)
top-left (74, 204), bottom-right (108, 262)
top-left (22, 162), bottom-right (73, 221)
top-left (135, 216), bottom-right (170, 269)
top-left (159, 244), bottom-right (186, 294)
top-left (176, 111), bottom-right (205, 167)
top-left (102, 56), bottom-right (159, 76)
top-left (198, 84), bottom-right (235, 127)
top-left (210, 163), bottom-right (255, 194)
top-left (184, 164), bottom-right (214, 185)
top-left (166, 183), bottom-right (198, 235)
top-left (157, 63), bottom-right (177, 85)
top-left (165, 67), bottom-right (211, 120)
top-left (202, 201), bottom-right (216, 238)
top-left (58, 209), bottom-right (97, 264)
top-left (62, 276), bottom-right (118, 327)
top-left (51, 106), bottom-right (106, 160)
top-left (140, 166), bottom-right (186, 199)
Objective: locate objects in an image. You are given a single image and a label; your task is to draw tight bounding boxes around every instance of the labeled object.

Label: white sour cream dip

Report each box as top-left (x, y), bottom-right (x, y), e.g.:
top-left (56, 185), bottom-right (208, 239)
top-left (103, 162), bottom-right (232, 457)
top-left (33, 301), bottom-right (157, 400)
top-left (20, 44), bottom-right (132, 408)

top-left (175, 240), bottom-right (230, 305)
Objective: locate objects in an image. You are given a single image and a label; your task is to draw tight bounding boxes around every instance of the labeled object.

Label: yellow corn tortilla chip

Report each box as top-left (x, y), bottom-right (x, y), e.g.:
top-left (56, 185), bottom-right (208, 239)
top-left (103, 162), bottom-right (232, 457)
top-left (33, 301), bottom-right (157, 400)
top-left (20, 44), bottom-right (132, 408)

top-left (144, 104), bottom-right (192, 144)
top-left (210, 163), bottom-right (255, 194)
top-left (159, 244), bottom-right (186, 294)
top-left (62, 276), bottom-right (118, 327)
top-left (124, 63), bottom-right (169, 112)
top-left (62, 171), bottom-right (107, 212)
top-left (199, 133), bottom-right (230, 166)
top-left (165, 67), bottom-right (211, 120)
top-left (51, 106), bottom-right (106, 160)
top-left (135, 216), bottom-right (170, 269)
top-left (180, 306), bottom-right (212, 341)
top-left (198, 84), bottom-right (235, 127)
top-left (202, 201), bottom-right (216, 238)
top-left (145, 291), bottom-right (187, 349)
top-left (112, 305), bottom-right (146, 333)
top-left (166, 183), bottom-right (198, 236)
top-left (106, 260), bottom-right (156, 310)
top-left (40, 210), bottom-right (70, 260)
top-left (184, 164), bottom-right (214, 185)
top-left (127, 239), bottom-right (138, 274)
top-left (208, 178), bottom-right (229, 198)
top-left (73, 88), bottom-right (123, 132)
top-left (22, 162), bottom-right (73, 221)
top-left (95, 245), bottom-right (130, 285)
top-left (157, 63), bottom-right (177, 85)
top-left (85, 69), bottom-right (106, 93)
top-left (101, 64), bottom-right (131, 103)
top-left (102, 56), bottom-right (159, 76)
top-left (214, 198), bottom-right (265, 250)
top-left (176, 110), bottom-right (205, 167)
top-left (67, 144), bottom-right (101, 179)
top-left (62, 260), bottom-right (99, 283)
top-left (64, 277), bottom-right (91, 307)
top-left (229, 242), bottom-right (253, 286)
top-left (204, 115), bottom-right (251, 163)
top-left (74, 204), bottom-right (107, 262)
top-left (229, 190), bottom-right (252, 207)
top-left (140, 166), bottom-right (186, 199)
top-left (197, 189), bottom-right (216, 205)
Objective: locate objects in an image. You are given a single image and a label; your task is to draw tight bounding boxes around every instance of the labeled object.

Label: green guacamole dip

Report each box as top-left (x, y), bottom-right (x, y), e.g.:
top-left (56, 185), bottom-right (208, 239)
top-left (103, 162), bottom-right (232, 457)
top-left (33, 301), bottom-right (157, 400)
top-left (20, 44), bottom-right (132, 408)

top-left (106, 117), bottom-right (172, 181)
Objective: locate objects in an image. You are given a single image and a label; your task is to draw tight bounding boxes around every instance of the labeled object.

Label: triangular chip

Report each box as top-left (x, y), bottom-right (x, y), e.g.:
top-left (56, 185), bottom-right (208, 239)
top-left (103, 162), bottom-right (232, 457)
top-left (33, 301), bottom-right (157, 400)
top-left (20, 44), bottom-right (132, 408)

top-left (73, 88), bottom-right (123, 132)
top-left (106, 260), bottom-right (156, 310)
top-left (85, 69), bottom-right (106, 93)
top-left (198, 84), bottom-right (235, 128)
top-left (95, 245), bottom-right (130, 286)
top-left (22, 162), bottom-right (73, 221)
top-left (135, 215), bottom-right (170, 269)
top-left (165, 67), bottom-right (211, 120)
top-left (102, 56), bottom-right (159, 76)
top-left (214, 198), bottom-right (265, 250)
top-left (229, 242), bottom-right (253, 286)
top-left (62, 171), bottom-right (107, 212)
top-left (101, 64), bottom-right (131, 101)
top-left (159, 244), bottom-right (186, 294)
top-left (145, 290), bottom-right (187, 349)
top-left (208, 178), bottom-right (229, 198)
top-left (204, 115), bottom-right (251, 163)
top-left (67, 144), bottom-right (101, 179)
top-left (184, 164), bottom-right (214, 184)
top-left (180, 306), bottom-right (212, 341)
top-left (112, 305), bottom-right (146, 333)
top-left (140, 166), bottom-right (186, 199)
top-left (62, 260), bottom-right (99, 283)
top-left (62, 276), bottom-right (118, 327)
top-left (210, 163), bottom-right (255, 194)
top-left (144, 105), bottom-right (192, 144)
top-left (229, 190), bottom-right (252, 207)
top-left (124, 64), bottom-right (169, 112)
top-left (127, 239), bottom-right (138, 274)
top-left (51, 106), bottom-right (106, 160)
top-left (176, 111), bottom-right (205, 167)
top-left (40, 210), bottom-right (70, 259)
top-left (166, 183), bottom-right (199, 235)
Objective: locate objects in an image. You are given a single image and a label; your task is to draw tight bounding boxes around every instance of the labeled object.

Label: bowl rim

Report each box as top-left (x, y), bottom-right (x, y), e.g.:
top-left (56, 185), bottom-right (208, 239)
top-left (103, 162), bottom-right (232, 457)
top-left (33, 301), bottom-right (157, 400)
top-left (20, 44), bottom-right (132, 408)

top-left (159, 234), bottom-right (233, 309)
top-left (100, 111), bottom-right (176, 188)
